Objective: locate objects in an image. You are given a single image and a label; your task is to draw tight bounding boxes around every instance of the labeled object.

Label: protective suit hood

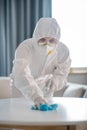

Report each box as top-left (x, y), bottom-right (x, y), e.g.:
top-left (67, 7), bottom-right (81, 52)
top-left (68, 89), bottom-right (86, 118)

top-left (33, 18), bottom-right (61, 40)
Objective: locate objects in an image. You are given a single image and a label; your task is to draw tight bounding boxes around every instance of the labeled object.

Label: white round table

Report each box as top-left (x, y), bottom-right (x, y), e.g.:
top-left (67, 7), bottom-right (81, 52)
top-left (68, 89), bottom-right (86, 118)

top-left (0, 97), bottom-right (87, 130)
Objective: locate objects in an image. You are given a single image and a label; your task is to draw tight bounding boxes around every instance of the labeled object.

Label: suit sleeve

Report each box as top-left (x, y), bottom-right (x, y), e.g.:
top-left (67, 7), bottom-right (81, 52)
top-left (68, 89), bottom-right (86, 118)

top-left (11, 42), bottom-right (44, 101)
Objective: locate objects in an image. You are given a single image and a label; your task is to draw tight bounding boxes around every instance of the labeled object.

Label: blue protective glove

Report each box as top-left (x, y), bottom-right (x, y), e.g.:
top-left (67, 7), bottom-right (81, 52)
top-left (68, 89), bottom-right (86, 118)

top-left (31, 103), bottom-right (58, 111)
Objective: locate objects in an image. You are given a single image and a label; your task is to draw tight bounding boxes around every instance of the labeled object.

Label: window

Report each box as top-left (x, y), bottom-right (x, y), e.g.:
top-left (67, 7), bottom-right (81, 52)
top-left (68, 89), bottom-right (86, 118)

top-left (52, 0), bottom-right (87, 68)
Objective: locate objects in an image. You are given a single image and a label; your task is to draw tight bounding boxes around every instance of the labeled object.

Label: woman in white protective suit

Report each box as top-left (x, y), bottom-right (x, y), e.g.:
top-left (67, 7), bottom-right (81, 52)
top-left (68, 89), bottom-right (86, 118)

top-left (11, 17), bottom-right (71, 108)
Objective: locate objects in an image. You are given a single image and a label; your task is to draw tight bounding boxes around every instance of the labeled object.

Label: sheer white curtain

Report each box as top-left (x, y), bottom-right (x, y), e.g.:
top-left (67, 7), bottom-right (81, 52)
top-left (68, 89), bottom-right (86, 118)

top-left (52, 0), bottom-right (87, 68)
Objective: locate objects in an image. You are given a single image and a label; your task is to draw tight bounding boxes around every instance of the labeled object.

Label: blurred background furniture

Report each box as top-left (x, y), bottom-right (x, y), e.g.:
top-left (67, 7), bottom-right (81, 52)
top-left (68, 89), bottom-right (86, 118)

top-left (0, 77), bottom-right (87, 99)
top-left (54, 82), bottom-right (87, 98)
top-left (0, 77), bottom-right (11, 99)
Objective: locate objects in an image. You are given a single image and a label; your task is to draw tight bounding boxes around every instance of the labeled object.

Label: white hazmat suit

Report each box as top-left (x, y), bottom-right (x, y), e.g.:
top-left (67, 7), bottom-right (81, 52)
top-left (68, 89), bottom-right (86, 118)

top-left (11, 18), bottom-right (71, 106)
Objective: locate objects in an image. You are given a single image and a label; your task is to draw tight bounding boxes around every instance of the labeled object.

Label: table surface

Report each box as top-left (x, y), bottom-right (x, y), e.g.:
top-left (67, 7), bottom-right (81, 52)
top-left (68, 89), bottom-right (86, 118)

top-left (0, 97), bottom-right (87, 126)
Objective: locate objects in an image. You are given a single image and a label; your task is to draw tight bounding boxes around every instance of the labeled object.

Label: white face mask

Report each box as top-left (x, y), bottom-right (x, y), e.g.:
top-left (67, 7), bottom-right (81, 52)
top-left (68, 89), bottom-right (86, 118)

top-left (38, 42), bottom-right (57, 56)
top-left (46, 44), bottom-right (55, 55)
top-left (37, 37), bottom-right (58, 55)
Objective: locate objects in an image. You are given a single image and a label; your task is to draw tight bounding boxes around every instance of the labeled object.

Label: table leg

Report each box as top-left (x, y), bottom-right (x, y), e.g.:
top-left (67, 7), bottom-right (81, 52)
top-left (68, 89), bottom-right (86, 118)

top-left (67, 125), bottom-right (76, 130)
